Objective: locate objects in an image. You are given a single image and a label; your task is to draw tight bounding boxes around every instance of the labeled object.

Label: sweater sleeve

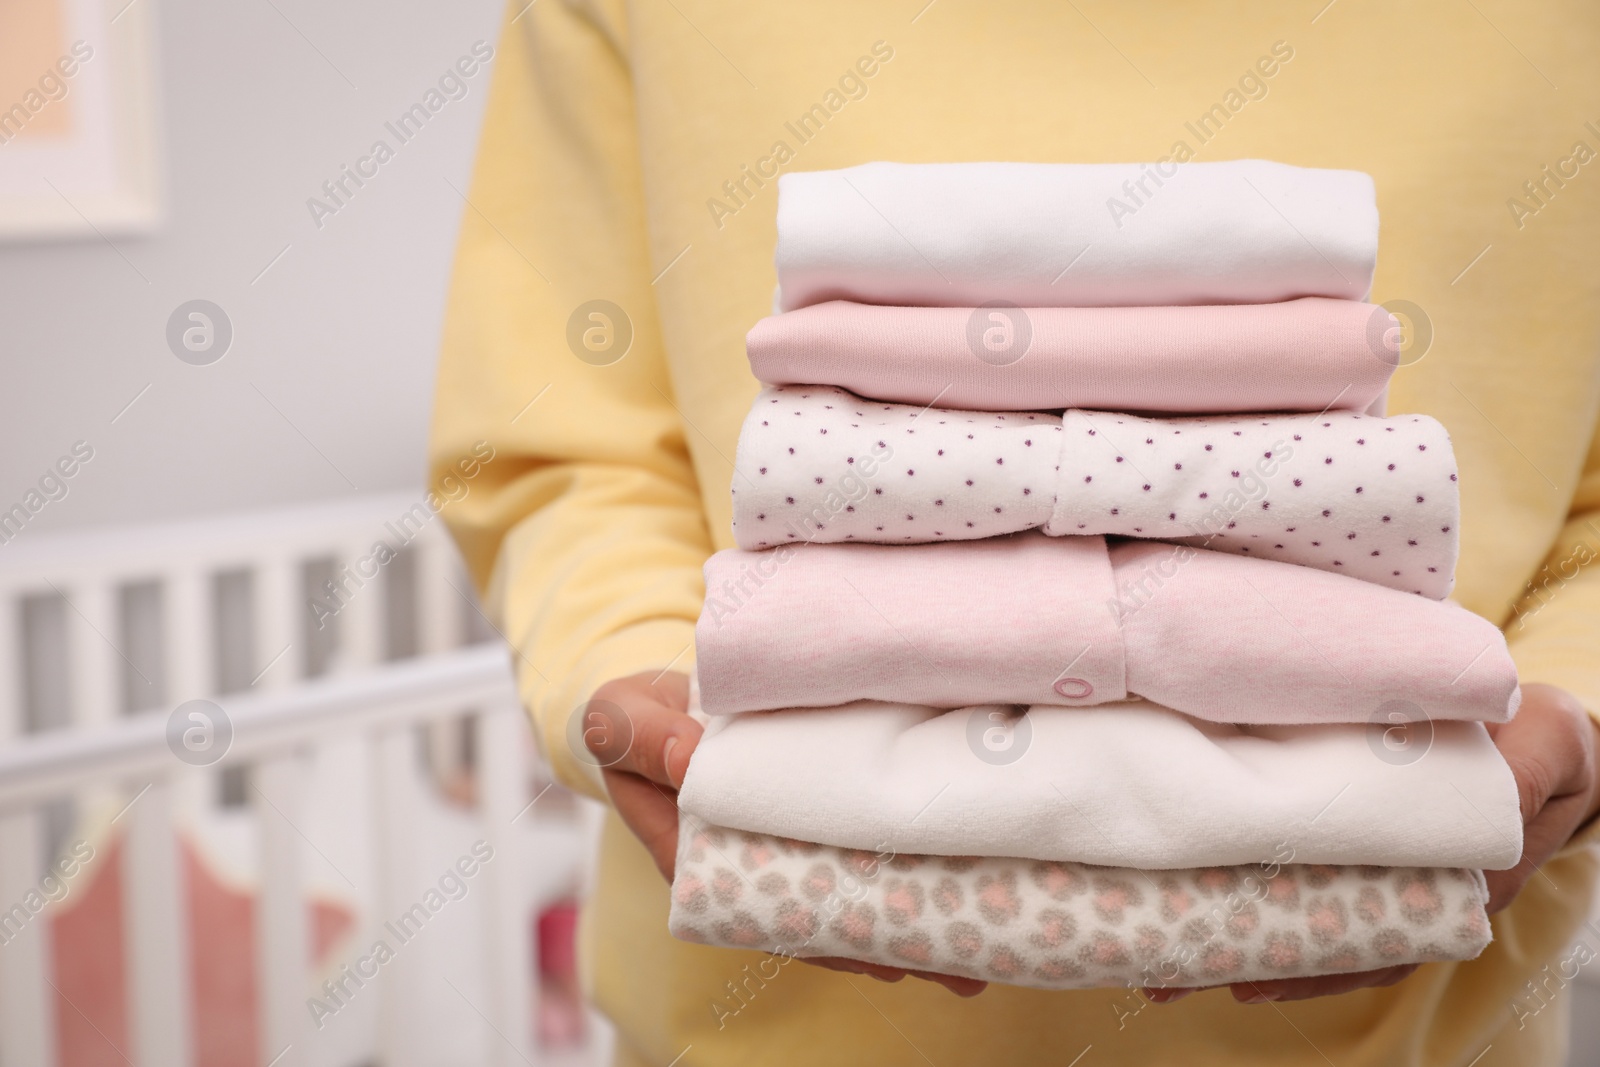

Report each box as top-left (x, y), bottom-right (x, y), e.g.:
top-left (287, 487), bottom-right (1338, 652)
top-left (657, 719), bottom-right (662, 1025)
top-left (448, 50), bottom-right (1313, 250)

top-left (1504, 420), bottom-right (1600, 851)
top-left (428, 0), bottom-right (709, 800)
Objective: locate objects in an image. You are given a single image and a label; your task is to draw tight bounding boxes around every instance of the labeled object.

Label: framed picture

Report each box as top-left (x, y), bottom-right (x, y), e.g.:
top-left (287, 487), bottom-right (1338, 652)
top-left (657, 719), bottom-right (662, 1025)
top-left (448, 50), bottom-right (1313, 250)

top-left (0, 0), bottom-right (161, 240)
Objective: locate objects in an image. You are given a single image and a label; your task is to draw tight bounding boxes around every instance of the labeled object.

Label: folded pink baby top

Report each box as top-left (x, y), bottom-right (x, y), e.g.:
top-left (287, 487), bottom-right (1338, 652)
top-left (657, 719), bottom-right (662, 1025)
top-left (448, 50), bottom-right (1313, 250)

top-left (677, 698), bottom-right (1523, 869)
top-left (747, 299), bottom-right (1398, 414)
top-left (695, 533), bottom-right (1518, 725)
top-left (731, 386), bottom-right (1460, 597)
top-left (702, 533), bottom-right (1126, 713)
top-left (774, 161), bottom-right (1378, 310)
top-left (670, 821), bottom-right (1493, 990)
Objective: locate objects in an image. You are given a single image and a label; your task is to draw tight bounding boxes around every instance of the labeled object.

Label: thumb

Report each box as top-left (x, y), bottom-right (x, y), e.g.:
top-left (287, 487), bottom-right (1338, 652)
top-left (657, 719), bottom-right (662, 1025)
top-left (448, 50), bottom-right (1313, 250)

top-left (582, 690), bottom-right (703, 788)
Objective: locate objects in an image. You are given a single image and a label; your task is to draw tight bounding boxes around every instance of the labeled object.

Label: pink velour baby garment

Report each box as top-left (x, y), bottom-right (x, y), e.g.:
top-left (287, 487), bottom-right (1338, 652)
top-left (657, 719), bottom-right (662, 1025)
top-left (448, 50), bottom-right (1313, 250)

top-left (746, 298), bottom-right (1397, 415)
top-left (1107, 539), bottom-right (1512, 726)
top-left (670, 820), bottom-right (1493, 990)
top-left (695, 533), bottom-right (1518, 725)
top-left (676, 698), bottom-right (1524, 869)
top-left (774, 161), bottom-right (1378, 311)
top-left (730, 385), bottom-right (1460, 597)
top-left (699, 533), bottom-right (1127, 715)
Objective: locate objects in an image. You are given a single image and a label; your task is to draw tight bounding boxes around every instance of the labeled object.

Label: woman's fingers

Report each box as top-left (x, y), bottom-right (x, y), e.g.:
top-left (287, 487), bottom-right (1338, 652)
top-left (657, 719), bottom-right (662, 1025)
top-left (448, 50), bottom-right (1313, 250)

top-left (902, 969), bottom-right (989, 997)
top-left (802, 956), bottom-right (987, 997)
top-left (583, 671), bottom-right (697, 880)
top-left (650, 669), bottom-right (692, 709)
top-left (806, 956), bottom-right (905, 980)
top-left (1146, 965), bottom-right (1420, 1005)
top-left (1483, 785), bottom-right (1593, 912)
top-left (1232, 965), bottom-right (1418, 1003)
top-left (584, 673), bottom-right (702, 787)
top-left (1482, 684), bottom-right (1600, 912)
top-left (603, 766), bottom-right (682, 879)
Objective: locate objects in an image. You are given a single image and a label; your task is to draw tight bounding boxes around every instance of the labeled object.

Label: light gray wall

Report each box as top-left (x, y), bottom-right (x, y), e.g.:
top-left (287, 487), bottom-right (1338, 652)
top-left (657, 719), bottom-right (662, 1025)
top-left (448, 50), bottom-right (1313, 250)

top-left (0, 0), bottom-right (504, 536)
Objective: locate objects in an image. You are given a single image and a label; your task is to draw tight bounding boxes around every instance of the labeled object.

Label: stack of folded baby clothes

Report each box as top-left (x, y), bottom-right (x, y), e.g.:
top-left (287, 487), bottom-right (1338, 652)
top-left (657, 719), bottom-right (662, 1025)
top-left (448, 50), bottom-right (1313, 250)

top-left (670, 161), bottom-right (1523, 990)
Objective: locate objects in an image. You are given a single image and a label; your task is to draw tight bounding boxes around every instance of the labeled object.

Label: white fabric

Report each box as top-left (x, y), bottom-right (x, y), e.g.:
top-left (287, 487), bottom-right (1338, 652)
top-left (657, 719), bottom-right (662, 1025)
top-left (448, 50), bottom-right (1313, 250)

top-left (774, 161), bottom-right (1378, 310)
top-left (677, 698), bottom-right (1523, 871)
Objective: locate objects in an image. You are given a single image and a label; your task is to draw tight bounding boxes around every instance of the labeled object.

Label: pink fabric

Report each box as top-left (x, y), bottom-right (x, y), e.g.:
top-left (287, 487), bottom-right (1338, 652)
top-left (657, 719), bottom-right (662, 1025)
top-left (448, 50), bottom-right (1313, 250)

top-left (694, 533), bottom-right (1518, 724)
top-left (1108, 540), bottom-right (1513, 725)
top-left (748, 299), bottom-right (1398, 415)
top-left (698, 534), bottom-right (1127, 714)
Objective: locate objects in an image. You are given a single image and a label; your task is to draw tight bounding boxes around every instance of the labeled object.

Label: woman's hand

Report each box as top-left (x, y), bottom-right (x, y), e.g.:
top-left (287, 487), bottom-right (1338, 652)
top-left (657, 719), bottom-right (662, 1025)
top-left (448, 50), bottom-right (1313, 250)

top-left (1149, 682), bottom-right (1600, 1005)
top-left (583, 671), bottom-right (987, 998)
top-left (582, 671), bottom-right (699, 876)
top-left (1482, 684), bottom-right (1600, 911)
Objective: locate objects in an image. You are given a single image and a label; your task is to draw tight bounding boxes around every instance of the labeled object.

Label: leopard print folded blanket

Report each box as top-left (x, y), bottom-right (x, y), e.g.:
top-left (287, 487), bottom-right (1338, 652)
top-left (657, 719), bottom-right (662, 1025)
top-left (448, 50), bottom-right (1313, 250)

top-left (669, 820), bottom-right (1492, 990)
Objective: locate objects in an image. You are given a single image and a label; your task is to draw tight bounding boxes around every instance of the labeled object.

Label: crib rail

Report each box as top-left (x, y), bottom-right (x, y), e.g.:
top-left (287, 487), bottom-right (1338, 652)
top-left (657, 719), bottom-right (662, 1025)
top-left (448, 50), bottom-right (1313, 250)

top-left (0, 493), bottom-right (550, 1067)
top-left (0, 647), bottom-right (533, 1067)
top-left (0, 649), bottom-right (513, 806)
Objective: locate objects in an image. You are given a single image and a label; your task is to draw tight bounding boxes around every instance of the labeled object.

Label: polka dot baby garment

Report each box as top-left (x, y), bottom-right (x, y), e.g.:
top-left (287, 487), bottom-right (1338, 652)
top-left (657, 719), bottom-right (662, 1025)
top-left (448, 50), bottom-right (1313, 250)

top-left (731, 385), bottom-right (1459, 598)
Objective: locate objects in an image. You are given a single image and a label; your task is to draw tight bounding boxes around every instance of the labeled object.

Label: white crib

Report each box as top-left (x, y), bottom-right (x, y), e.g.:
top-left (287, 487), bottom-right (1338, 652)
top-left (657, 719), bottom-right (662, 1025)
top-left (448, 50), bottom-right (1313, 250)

top-left (0, 493), bottom-right (603, 1067)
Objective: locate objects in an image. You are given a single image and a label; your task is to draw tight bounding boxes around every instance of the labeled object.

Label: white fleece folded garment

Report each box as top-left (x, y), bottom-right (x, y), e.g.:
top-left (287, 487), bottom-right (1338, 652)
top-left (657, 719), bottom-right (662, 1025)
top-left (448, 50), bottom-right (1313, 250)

top-left (670, 820), bottom-right (1494, 990)
top-left (774, 161), bottom-right (1378, 311)
top-left (676, 698), bottom-right (1524, 870)
top-left (731, 385), bottom-right (1459, 597)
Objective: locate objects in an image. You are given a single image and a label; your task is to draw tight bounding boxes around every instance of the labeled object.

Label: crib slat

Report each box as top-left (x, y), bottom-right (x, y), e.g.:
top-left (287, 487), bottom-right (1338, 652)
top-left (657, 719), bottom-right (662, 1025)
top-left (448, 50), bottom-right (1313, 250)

top-left (415, 535), bottom-right (460, 656)
top-left (257, 558), bottom-right (300, 690)
top-left (339, 545), bottom-right (384, 672)
top-left (373, 727), bottom-right (423, 1067)
top-left (478, 704), bottom-right (534, 1067)
top-left (0, 586), bottom-right (21, 741)
top-left (166, 569), bottom-right (212, 704)
top-left (254, 753), bottom-right (309, 1067)
top-left (163, 568), bottom-right (216, 848)
top-left (123, 778), bottom-right (195, 1067)
top-left (415, 537), bottom-right (463, 780)
top-left (0, 810), bottom-right (58, 1067)
top-left (70, 581), bottom-right (119, 728)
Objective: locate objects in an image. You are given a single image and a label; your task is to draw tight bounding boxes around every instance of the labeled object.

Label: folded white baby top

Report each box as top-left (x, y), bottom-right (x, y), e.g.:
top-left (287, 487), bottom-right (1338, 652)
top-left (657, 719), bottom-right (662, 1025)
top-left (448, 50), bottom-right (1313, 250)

top-left (670, 820), bottom-right (1494, 990)
top-left (696, 533), bottom-right (1518, 726)
top-left (676, 700), bottom-right (1523, 870)
top-left (774, 160), bottom-right (1378, 310)
top-left (730, 385), bottom-right (1460, 597)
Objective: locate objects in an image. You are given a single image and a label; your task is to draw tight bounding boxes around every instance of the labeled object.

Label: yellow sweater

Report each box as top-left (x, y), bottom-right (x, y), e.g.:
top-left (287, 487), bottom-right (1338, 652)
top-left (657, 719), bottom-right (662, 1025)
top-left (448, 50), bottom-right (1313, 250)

top-left (430, 2), bottom-right (1600, 1063)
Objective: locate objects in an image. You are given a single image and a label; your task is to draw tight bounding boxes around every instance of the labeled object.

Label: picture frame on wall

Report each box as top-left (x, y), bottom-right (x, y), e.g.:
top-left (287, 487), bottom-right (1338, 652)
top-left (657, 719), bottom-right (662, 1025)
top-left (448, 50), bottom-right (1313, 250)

top-left (0, 0), bottom-right (161, 240)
